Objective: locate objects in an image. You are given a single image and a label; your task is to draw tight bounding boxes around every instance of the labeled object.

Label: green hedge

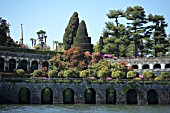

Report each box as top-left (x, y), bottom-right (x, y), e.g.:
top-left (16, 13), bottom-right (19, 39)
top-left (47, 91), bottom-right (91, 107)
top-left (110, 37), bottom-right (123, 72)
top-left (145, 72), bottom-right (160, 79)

top-left (0, 46), bottom-right (63, 55)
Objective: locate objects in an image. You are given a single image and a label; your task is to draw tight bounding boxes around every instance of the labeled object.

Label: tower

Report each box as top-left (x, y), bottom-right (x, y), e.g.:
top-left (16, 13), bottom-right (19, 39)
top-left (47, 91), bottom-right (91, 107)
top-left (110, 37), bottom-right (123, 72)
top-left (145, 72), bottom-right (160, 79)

top-left (19, 24), bottom-right (23, 46)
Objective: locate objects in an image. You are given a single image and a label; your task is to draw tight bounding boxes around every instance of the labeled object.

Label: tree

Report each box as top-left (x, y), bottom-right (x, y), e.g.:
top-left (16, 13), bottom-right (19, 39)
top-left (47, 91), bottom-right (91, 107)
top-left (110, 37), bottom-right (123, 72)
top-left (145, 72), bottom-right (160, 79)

top-left (125, 6), bottom-right (147, 57)
top-left (102, 10), bottom-right (129, 57)
top-left (148, 14), bottom-right (169, 57)
top-left (98, 36), bottom-right (104, 53)
top-left (63, 12), bottom-right (79, 50)
top-left (0, 17), bottom-right (17, 47)
top-left (73, 20), bottom-right (93, 52)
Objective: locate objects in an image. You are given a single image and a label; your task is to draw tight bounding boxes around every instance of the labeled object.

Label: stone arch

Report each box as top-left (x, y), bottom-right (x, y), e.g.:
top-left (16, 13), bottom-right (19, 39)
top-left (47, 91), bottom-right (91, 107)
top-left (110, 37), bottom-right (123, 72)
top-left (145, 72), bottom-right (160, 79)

top-left (142, 64), bottom-right (149, 69)
top-left (106, 88), bottom-right (116, 104)
top-left (42, 61), bottom-right (49, 70)
top-left (20, 60), bottom-right (27, 72)
top-left (85, 88), bottom-right (96, 104)
top-left (41, 87), bottom-right (53, 104)
top-left (0, 58), bottom-right (4, 72)
top-left (9, 59), bottom-right (16, 72)
top-left (19, 87), bottom-right (30, 104)
top-left (153, 64), bottom-right (161, 69)
top-left (31, 61), bottom-right (38, 72)
top-left (63, 88), bottom-right (74, 104)
top-left (132, 65), bottom-right (138, 69)
top-left (147, 89), bottom-right (158, 104)
top-left (165, 64), bottom-right (170, 69)
top-left (126, 89), bottom-right (138, 104)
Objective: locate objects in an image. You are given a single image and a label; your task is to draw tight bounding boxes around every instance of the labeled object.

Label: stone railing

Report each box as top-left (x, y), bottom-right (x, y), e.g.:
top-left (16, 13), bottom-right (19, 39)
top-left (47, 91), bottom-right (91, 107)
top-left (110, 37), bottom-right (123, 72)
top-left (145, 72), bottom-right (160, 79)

top-left (106, 57), bottom-right (170, 63)
top-left (0, 51), bottom-right (53, 60)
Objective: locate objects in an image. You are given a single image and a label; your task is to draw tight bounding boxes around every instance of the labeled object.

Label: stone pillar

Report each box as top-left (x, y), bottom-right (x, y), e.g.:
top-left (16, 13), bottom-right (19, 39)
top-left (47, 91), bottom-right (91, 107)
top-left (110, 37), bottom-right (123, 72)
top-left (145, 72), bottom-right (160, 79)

top-left (138, 63), bottom-right (142, 69)
top-left (116, 87), bottom-right (126, 104)
top-left (74, 87), bottom-right (85, 104)
top-left (161, 63), bottom-right (165, 70)
top-left (150, 64), bottom-right (153, 69)
top-left (30, 88), bottom-right (41, 104)
top-left (53, 87), bottom-right (63, 104)
top-left (138, 88), bottom-right (147, 105)
top-left (159, 88), bottom-right (169, 104)
top-left (96, 89), bottom-right (106, 104)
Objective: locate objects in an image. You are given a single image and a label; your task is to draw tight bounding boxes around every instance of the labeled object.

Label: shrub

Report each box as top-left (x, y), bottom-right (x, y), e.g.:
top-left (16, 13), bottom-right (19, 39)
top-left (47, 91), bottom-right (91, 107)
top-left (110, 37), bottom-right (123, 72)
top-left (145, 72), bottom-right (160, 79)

top-left (127, 71), bottom-right (137, 79)
top-left (58, 70), bottom-right (64, 78)
top-left (33, 70), bottom-right (42, 77)
top-left (48, 70), bottom-right (58, 78)
top-left (80, 70), bottom-right (89, 78)
top-left (160, 72), bottom-right (169, 78)
top-left (16, 69), bottom-right (25, 76)
top-left (72, 68), bottom-right (80, 78)
top-left (142, 71), bottom-right (154, 79)
top-left (112, 71), bottom-right (122, 79)
top-left (97, 70), bottom-right (111, 78)
top-left (64, 70), bottom-right (73, 78)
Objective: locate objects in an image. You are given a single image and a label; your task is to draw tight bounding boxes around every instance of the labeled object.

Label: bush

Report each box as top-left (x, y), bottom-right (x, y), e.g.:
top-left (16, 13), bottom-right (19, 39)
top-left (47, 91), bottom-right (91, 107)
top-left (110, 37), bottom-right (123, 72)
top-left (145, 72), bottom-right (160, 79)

top-left (155, 72), bottom-right (169, 80)
top-left (72, 68), bottom-right (80, 78)
top-left (97, 70), bottom-right (111, 78)
top-left (80, 70), bottom-right (89, 78)
top-left (16, 69), bottom-right (25, 76)
top-left (142, 71), bottom-right (154, 79)
top-left (112, 71), bottom-right (122, 79)
top-left (64, 70), bottom-right (73, 78)
top-left (127, 71), bottom-right (137, 79)
top-left (33, 70), bottom-right (42, 77)
top-left (58, 70), bottom-right (64, 78)
top-left (48, 70), bottom-right (58, 78)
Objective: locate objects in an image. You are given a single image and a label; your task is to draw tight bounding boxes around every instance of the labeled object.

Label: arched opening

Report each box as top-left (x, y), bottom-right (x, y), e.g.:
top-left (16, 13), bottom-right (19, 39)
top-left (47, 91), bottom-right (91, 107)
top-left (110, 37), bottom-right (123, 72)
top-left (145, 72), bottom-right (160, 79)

top-left (42, 61), bottom-right (49, 70)
top-left (106, 88), bottom-right (116, 104)
top-left (165, 64), bottom-right (170, 69)
top-left (132, 65), bottom-right (138, 69)
top-left (153, 64), bottom-right (161, 69)
top-left (147, 89), bottom-right (158, 104)
top-left (20, 60), bottom-right (27, 72)
top-left (85, 88), bottom-right (96, 104)
top-left (126, 89), bottom-right (138, 104)
top-left (63, 88), bottom-right (74, 104)
top-left (41, 87), bottom-right (53, 104)
top-left (142, 64), bottom-right (149, 69)
top-left (0, 58), bottom-right (4, 72)
top-left (19, 87), bottom-right (30, 104)
top-left (31, 61), bottom-right (38, 72)
top-left (9, 59), bottom-right (16, 72)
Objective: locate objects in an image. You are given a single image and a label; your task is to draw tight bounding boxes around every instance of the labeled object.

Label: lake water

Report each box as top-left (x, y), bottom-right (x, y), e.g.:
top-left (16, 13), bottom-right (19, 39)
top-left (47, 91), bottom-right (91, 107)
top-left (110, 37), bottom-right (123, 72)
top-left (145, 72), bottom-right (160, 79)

top-left (0, 104), bottom-right (170, 113)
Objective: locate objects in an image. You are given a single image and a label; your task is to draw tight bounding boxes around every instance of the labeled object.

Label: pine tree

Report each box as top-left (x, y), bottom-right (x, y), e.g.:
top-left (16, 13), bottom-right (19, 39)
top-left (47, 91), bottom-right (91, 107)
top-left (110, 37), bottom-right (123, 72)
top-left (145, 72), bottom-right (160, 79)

top-left (63, 12), bottom-right (79, 50)
top-left (102, 10), bottom-right (129, 57)
top-left (125, 6), bottom-right (147, 57)
top-left (148, 14), bottom-right (168, 57)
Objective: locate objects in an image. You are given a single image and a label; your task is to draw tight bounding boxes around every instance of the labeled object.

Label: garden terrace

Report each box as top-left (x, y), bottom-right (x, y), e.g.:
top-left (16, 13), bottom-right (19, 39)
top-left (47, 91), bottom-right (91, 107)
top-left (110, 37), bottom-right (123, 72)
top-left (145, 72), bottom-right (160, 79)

top-left (0, 77), bottom-right (170, 104)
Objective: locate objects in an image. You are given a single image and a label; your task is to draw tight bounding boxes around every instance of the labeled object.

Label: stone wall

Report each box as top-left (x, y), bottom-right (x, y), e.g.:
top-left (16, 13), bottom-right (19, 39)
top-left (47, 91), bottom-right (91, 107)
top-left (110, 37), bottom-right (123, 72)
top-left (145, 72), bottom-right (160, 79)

top-left (1, 81), bottom-right (170, 104)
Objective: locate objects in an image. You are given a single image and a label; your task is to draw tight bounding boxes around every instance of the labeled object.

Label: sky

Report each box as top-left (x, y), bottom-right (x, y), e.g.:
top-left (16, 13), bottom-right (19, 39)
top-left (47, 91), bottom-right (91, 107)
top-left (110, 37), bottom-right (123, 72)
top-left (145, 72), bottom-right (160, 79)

top-left (1, 0), bottom-right (170, 50)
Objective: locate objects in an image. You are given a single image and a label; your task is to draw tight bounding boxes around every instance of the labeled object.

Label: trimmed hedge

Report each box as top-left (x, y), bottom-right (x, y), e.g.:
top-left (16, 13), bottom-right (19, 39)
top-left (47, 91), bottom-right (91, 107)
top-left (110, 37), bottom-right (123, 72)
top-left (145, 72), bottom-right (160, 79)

top-left (0, 46), bottom-right (63, 55)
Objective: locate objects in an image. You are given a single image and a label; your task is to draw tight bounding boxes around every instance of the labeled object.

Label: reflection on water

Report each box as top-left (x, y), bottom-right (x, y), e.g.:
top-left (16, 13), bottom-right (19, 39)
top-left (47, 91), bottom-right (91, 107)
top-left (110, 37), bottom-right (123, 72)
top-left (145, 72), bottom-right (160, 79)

top-left (0, 104), bottom-right (170, 113)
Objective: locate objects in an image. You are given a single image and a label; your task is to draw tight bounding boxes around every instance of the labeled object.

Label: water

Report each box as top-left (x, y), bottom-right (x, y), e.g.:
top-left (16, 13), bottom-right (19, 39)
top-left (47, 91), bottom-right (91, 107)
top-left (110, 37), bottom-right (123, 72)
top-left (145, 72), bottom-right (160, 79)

top-left (0, 104), bottom-right (170, 113)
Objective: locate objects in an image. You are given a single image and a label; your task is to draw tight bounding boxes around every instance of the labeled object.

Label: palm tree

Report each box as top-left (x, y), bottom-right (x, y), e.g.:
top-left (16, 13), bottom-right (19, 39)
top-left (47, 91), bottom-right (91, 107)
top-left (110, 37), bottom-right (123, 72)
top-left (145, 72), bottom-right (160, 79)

top-left (30, 38), bottom-right (34, 49)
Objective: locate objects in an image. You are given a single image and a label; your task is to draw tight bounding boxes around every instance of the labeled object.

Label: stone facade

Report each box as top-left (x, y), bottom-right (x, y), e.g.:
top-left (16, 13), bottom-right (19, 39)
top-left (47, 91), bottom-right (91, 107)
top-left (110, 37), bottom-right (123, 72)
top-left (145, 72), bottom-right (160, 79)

top-left (0, 81), bottom-right (170, 104)
top-left (108, 57), bottom-right (170, 75)
top-left (0, 51), bottom-right (52, 72)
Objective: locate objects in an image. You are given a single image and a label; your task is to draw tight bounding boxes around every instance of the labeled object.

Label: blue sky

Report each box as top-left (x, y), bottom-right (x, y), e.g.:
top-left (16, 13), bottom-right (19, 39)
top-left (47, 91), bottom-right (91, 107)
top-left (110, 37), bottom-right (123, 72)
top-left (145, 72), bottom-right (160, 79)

top-left (1, 0), bottom-right (170, 50)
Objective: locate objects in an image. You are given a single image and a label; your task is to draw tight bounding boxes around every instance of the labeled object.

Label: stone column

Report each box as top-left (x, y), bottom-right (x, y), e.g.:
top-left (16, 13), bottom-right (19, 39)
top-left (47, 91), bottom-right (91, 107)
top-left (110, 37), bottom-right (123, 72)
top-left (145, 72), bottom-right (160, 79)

top-left (150, 64), bottom-right (153, 69)
top-left (138, 63), bottom-right (142, 69)
top-left (30, 88), bottom-right (41, 104)
top-left (138, 87), bottom-right (147, 105)
top-left (161, 63), bottom-right (165, 70)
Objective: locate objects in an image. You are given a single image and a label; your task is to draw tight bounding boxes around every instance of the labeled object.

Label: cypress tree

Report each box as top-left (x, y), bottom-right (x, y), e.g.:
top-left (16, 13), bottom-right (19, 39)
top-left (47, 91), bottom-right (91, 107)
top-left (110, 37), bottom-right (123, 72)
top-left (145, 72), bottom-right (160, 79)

top-left (63, 12), bottom-right (79, 50)
top-left (73, 20), bottom-right (93, 52)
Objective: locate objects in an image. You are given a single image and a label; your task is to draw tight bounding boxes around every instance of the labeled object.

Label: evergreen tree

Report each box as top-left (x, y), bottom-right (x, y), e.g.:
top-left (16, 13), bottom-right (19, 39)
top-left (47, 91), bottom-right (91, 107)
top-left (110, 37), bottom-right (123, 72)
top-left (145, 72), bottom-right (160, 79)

top-left (63, 12), bottom-right (79, 50)
top-left (98, 36), bottom-right (104, 53)
top-left (73, 20), bottom-right (93, 52)
top-left (148, 14), bottom-right (168, 57)
top-left (0, 17), bottom-right (17, 47)
top-left (125, 6), bottom-right (147, 57)
top-left (102, 10), bottom-right (129, 57)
